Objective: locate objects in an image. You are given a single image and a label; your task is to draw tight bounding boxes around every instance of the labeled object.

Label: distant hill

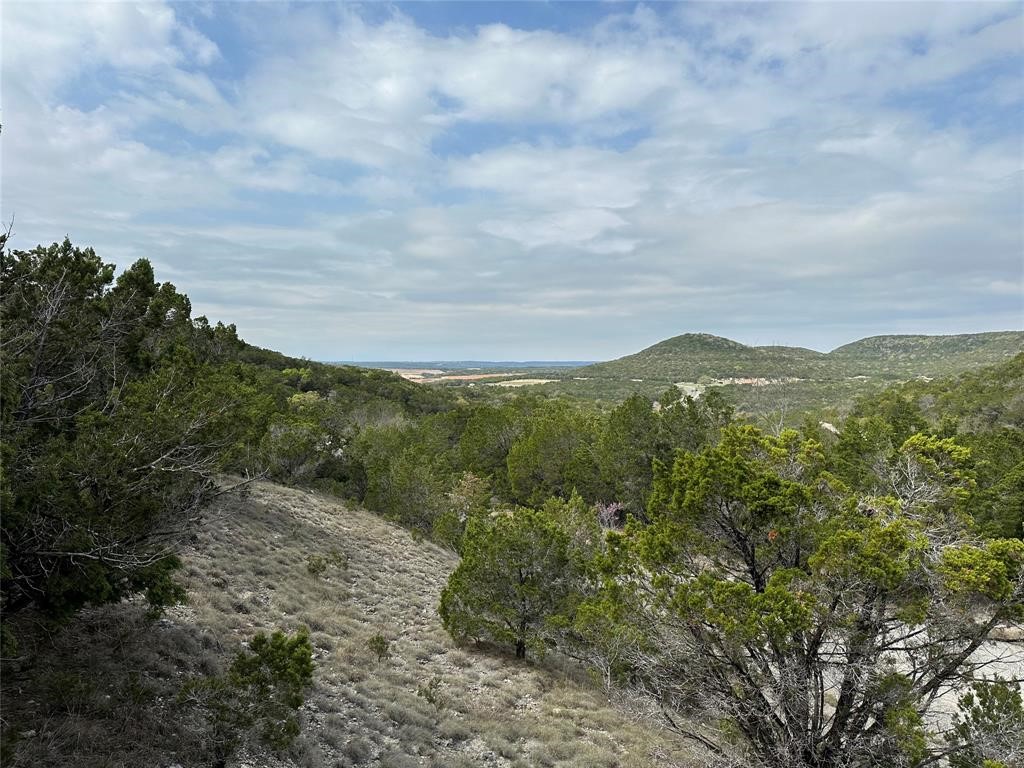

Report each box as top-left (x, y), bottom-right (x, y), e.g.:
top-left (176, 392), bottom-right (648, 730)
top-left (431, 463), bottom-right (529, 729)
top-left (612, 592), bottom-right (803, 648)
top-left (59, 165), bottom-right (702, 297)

top-left (577, 331), bottom-right (1024, 384)
top-left (828, 332), bottom-right (1024, 377)
top-left (859, 351), bottom-right (1024, 433)
top-left (535, 331), bottom-right (1024, 409)
top-left (578, 333), bottom-right (832, 383)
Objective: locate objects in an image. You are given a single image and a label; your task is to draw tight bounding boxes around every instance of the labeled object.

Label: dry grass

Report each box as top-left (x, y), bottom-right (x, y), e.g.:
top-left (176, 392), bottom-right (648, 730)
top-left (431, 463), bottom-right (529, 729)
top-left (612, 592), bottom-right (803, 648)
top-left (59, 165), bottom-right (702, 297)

top-left (2, 480), bottom-right (695, 767)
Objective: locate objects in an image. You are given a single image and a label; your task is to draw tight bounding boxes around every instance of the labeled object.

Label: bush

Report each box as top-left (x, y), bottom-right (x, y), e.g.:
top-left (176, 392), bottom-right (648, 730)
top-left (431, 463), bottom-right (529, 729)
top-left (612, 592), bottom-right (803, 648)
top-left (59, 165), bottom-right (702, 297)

top-left (947, 677), bottom-right (1024, 768)
top-left (306, 549), bottom-right (348, 580)
top-left (181, 627), bottom-right (314, 766)
top-left (367, 633), bottom-right (391, 662)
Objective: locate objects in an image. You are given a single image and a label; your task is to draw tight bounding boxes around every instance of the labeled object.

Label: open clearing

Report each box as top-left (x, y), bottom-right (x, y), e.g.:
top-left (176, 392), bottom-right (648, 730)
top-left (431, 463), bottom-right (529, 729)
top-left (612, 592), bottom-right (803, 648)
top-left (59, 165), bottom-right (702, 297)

top-left (486, 379), bottom-right (559, 387)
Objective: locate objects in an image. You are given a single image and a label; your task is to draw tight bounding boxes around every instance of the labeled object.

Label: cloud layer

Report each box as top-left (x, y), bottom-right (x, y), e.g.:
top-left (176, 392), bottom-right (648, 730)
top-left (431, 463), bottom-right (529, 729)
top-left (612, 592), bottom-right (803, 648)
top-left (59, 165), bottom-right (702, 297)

top-left (3, 2), bottom-right (1021, 359)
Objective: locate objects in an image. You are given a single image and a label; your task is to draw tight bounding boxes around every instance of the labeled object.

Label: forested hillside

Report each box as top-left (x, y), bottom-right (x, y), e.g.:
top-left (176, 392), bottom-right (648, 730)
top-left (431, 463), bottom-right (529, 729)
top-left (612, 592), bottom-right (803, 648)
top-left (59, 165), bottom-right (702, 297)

top-left (580, 330), bottom-right (1024, 382)
top-left (830, 353), bottom-right (1024, 538)
top-left (577, 333), bottom-right (831, 381)
top-left (538, 330), bottom-right (1024, 406)
top-left (2, 240), bottom-right (1021, 768)
top-left (829, 332), bottom-right (1024, 376)
top-left (0, 238), bottom-right (450, 621)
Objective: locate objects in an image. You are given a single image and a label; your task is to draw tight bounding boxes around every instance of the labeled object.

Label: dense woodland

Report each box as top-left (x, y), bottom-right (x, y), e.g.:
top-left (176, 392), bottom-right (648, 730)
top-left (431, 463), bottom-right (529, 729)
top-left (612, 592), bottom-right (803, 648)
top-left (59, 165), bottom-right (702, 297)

top-left (2, 240), bottom-right (1022, 767)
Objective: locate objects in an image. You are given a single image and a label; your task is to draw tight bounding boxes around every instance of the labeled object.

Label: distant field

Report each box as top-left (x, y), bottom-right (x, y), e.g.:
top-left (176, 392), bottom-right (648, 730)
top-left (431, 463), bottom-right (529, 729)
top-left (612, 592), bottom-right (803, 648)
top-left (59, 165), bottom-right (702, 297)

top-left (331, 361), bottom-right (595, 370)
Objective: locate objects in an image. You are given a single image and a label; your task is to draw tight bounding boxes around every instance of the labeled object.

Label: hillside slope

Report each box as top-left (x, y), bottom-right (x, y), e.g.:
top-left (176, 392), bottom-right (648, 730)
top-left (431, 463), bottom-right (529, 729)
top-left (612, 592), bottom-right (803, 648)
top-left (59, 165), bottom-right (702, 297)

top-left (4, 482), bottom-right (691, 768)
top-left (828, 331), bottom-right (1024, 377)
top-left (581, 331), bottom-right (1024, 383)
top-left (578, 333), bottom-right (832, 382)
top-left (546, 331), bottom-right (1024, 408)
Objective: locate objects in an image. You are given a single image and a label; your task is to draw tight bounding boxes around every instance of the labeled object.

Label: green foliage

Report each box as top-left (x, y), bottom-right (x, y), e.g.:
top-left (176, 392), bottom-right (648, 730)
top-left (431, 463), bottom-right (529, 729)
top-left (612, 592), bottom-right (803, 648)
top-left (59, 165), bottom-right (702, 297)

top-left (506, 401), bottom-right (601, 506)
top-left (367, 633), bottom-right (392, 662)
top-left (832, 354), bottom-right (1024, 538)
top-left (439, 507), bottom-right (580, 659)
top-left (432, 472), bottom-right (492, 552)
top-left (262, 412), bottom-right (331, 482)
top-left (182, 627), bottom-right (314, 764)
top-left (973, 457), bottom-right (1024, 538)
top-left (457, 404), bottom-right (521, 489)
top-left (595, 394), bottom-right (659, 516)
top-left (588, 422), bottom-right (1024, 768)
top-left (356, 417), bottom-right (452, 533)
top-left (306, 549), bottom-right (348, 580)
top-left (415, 674), bottom-right (446, 710)
top-left (939, 539), bottom-right (1024, 605)
top-left (660, 389), bottom-right (735, 453)
top-left (947, 677), bottom-right (1024, 768)
top-left (0, 240), bottom-right (268, 619)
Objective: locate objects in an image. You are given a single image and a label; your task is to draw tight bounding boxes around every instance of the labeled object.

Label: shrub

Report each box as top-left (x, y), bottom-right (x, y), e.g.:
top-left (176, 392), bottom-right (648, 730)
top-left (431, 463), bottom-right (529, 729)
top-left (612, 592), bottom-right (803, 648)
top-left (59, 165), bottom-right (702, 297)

top-left (181, 626), bottom-right (314, 766)
top-left (947, 677), bottom-right (1024, 768)
top-left (439, 507), bottom-right (580, 659)
top-left (306, 549), bottom-right (348, 580)
top-left (367, 633), bottom-right (391, 662)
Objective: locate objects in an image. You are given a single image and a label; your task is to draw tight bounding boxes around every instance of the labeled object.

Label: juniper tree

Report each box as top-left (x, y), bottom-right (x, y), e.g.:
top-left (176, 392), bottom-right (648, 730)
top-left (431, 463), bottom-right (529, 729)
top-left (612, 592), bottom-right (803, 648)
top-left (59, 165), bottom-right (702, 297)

top-left (439, 506), bottom-right (581, 659)
top-left (1, 239), bottom-right (268, 620)
top-left (584, 425), bottom-right (1023, 768)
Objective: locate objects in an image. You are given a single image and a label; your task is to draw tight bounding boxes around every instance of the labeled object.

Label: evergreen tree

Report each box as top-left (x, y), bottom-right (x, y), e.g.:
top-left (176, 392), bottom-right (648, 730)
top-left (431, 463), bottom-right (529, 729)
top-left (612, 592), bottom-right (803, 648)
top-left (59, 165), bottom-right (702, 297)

top-left (439, 506), bottom-right (580, 659)
top-left (585, 424), bottom-right (1023, 767)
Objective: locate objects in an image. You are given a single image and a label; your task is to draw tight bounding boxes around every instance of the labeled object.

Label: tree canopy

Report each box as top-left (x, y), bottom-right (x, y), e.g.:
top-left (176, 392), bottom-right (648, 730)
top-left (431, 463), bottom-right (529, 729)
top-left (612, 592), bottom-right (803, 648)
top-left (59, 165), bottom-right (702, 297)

top-left (581, 424), bottom-right (1023, 767)
top-left (1, 239), bottom-right (266, 619)
top-left (439, 504), bottom-right (584, 659)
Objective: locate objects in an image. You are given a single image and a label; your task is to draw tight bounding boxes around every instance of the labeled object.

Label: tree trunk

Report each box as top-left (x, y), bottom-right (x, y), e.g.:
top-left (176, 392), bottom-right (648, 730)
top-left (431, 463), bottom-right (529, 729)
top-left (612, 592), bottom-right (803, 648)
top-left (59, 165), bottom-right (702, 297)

top-left (515, 638), bottom-right (526, 659)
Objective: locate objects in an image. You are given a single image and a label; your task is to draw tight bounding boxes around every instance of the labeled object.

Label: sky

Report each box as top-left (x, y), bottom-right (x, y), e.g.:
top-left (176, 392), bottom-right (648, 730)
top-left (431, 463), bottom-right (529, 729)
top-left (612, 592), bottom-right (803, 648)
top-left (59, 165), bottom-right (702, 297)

top-left (2, 1), bottom-right (1022, 361)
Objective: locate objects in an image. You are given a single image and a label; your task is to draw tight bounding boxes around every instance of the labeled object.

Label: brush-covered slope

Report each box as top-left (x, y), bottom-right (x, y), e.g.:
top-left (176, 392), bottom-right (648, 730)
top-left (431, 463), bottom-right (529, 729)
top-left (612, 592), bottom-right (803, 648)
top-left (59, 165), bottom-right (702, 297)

top-left (828, 331), bottom-right (1024, 377)
top-left (578, 331), bottom-right (1024, 384)
top-left (5, 481), bottom-right (691, 768)
top-left (578, 333), bottom-right (831, 382)
top-left (547, 331), bottom-right (1023, 411)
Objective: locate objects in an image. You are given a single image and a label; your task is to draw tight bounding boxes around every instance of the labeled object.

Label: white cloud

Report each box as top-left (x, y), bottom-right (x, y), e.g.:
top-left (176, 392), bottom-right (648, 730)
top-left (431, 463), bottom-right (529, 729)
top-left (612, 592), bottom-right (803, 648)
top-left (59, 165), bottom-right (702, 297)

top-left (3, 2), bottom-right (216, 95)
top-left (450, 145), bottom-right (649, 209)
top-left (3, 1), bottom-right (1021, 358)
top-left (479, 208), bottom-right (628, 250)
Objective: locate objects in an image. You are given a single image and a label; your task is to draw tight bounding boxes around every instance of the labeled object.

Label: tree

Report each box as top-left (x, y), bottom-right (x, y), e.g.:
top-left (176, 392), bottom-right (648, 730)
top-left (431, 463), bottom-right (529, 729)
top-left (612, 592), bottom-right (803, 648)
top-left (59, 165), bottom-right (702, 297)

top-left (657, 389), bottom-right (735, 456)
top-left (1, 240), bottom-right (264, 619)
top-left (432, 471), bottom-right (492, 552)
top-left (596, 393), bottom-right (660, 517)
top-left (354, 416), bottom-right (454, 534)
top-left (260, 392), bottom-right (335, 482)
top-left (181, 627), bottom-right (314, 767)
top-left (946, 677), bottom-right (1024, 768)
top-left (589, 424), bottom-right (1023, 767)
top-left (458, 403), bottom-right (521, 491)
top-left (439, 506), bottom-right (580, 659)
top-left (506, 401), bottom-right (601, 506)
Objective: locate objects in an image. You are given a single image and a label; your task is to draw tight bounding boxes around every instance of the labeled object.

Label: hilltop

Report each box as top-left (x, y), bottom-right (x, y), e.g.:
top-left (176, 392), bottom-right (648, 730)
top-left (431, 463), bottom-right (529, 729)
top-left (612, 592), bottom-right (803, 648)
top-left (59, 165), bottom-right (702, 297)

top-left (578, 330), bottom-right (1024, 382)
top-left (576, 333), bottom-right (831, 382)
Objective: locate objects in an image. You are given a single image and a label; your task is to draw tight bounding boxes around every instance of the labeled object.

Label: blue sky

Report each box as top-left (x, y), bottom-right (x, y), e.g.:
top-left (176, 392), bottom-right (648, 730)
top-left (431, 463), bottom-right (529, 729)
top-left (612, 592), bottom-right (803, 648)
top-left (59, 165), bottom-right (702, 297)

top-left (3, 1), bottom-right (1022, 360)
